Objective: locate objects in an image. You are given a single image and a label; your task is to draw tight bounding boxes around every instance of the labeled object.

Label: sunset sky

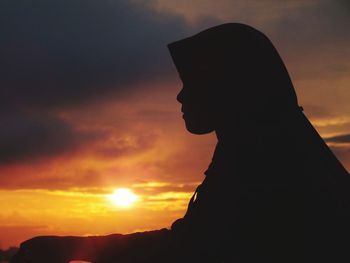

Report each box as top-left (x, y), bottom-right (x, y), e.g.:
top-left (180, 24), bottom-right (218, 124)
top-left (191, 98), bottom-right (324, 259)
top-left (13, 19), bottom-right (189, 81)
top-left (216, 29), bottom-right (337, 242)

top-left (1, 0), bottom-right (350, 251)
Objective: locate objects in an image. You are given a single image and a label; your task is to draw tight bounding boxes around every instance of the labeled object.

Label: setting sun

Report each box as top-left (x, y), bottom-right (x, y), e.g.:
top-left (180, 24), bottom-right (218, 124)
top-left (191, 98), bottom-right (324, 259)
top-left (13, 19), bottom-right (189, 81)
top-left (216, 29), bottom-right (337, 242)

top-left (109, 188), bottom-right (138, 208)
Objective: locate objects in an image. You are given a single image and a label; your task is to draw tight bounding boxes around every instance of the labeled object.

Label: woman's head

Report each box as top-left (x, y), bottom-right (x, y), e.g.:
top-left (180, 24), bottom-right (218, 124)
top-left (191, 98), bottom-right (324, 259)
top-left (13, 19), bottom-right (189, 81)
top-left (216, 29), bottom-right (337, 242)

top-left (168, 23), bottom-right (300, 135)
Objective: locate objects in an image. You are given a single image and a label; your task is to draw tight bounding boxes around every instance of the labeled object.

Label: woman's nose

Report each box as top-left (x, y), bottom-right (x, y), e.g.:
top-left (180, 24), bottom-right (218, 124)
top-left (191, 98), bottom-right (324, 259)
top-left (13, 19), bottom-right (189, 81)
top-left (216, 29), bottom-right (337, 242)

top-left (177, 88), bottom-right (184, 103)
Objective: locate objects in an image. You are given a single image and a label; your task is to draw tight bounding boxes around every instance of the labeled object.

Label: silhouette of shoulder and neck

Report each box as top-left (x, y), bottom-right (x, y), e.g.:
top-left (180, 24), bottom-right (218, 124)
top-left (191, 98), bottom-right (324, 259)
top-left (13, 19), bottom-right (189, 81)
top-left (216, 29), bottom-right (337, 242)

top-left (168, 23), bottom-right (350, 263)
top-left (11, 23), bottom-right (350, 263)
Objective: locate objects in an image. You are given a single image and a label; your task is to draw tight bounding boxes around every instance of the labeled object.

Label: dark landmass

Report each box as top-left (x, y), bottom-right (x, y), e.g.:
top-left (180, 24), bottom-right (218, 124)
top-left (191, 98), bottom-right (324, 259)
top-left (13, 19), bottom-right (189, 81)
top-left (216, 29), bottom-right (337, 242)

top-left (0, 247), bottom-right (18, 262)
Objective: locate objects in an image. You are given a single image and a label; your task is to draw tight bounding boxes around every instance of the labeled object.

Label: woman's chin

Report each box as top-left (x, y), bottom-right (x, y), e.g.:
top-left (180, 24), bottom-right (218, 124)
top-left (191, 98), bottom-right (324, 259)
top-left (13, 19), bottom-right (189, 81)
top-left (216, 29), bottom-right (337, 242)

top-left (185, 122), bottom-right (214, 135)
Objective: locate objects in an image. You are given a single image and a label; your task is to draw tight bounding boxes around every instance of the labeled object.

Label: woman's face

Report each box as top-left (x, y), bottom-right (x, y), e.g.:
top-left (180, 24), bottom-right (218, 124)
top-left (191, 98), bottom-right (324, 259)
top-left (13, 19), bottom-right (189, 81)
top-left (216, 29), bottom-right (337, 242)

top-left (176, 74), bottom-right (216, 134)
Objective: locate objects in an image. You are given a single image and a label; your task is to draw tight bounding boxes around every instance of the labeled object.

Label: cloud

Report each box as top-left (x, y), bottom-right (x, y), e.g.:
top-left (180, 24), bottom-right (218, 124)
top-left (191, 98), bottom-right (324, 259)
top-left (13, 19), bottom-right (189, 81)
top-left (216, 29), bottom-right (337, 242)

top-left (325, 134), bottom-right (350, 143)
top-left (94, 133), bottom-right (158, 159)
top-left (0, 0), bottom-right (195, 164)
top-left (150, 0), bottom-right (350, 81)
top-left (303, 104), bottom-right (334, 119)
top-left (131, 181), bottom-right (199, 195)
top-left (1, 0), bottom-right (349, 172)
top-left (0, 110), bottom-right (102, 164)
top-left (0, 0), bottom-right (191, 109)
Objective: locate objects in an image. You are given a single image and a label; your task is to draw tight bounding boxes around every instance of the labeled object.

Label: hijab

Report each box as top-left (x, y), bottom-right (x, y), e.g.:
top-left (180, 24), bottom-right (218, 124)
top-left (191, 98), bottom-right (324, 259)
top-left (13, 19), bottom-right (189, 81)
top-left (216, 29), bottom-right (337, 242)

top-left (168, 23), bottom-right (350, 261)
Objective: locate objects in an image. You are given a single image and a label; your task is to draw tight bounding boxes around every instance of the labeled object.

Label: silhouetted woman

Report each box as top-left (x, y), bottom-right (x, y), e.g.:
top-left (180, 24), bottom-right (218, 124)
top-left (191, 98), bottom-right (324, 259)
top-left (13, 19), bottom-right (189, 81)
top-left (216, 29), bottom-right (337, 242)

top-left (12, 23), bottom-right (350, 263)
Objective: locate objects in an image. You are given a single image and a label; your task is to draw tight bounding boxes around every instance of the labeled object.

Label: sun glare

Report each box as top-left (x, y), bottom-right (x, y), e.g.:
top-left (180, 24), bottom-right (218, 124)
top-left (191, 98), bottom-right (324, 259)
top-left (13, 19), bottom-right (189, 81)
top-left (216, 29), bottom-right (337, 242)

top-left (109, 188), bottom-right (138, 208)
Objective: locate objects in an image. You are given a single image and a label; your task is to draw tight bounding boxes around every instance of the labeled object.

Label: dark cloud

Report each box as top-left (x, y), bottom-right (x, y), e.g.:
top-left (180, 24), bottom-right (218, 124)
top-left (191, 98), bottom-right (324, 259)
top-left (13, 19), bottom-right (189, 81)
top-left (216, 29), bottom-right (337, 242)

top-left (0, 0), bottom-right (190, 108)
top-left (0, 132), bottom-right (160, 189)
top-left (325, 134), bottom-right (350, 143)
top-left (264, 0), bottom-right (350, 81)
top-left (0, 110), bottom-right (101, 164)
top-left (1, 0), bottom-right (348, 165)
top-left (0, 0), bottom-right (194, 164)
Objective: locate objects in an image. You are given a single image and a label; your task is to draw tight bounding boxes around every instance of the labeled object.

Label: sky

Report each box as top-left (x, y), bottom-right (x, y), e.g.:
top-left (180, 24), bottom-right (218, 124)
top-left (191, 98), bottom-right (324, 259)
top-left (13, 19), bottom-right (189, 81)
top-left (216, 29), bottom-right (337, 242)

top-left (0, 0), bottom-right (350, 252)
